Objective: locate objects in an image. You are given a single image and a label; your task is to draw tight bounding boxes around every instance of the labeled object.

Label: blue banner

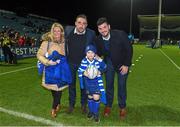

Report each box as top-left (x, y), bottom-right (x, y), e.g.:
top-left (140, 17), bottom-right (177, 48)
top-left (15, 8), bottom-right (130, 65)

top-left (0, 46), bottom-right (39, 61)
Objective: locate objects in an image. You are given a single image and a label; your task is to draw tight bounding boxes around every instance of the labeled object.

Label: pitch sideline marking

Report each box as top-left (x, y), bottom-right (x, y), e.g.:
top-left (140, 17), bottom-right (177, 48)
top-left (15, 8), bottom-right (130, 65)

top-left (159, 49), bottom-right (180, 71)
top-left (0, 66), bottom-right (36, 76)
top-left (0, 106), bottom-right (63, 126)
top-left (130, 54), bottom-right (144, 73)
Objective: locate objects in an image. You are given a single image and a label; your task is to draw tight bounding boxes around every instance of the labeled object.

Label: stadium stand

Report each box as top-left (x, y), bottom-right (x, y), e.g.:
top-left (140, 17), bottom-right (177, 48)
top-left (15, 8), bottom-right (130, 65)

top-left (0, 9), bottom-right (57, 46)
top-left (0, 9), bottom-right (58, 62)
top-left (138, 14), bottom-right (180, 48)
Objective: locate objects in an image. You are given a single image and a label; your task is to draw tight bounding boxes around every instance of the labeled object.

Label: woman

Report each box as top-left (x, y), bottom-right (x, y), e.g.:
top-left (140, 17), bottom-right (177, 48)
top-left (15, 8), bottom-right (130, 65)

top-left (37, 23), bottom-right (71, 118)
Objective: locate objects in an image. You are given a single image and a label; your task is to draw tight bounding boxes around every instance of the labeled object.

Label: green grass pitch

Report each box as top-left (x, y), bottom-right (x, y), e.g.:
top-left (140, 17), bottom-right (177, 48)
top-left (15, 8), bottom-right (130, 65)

top-left (0, 45), bottom-right (180, 126)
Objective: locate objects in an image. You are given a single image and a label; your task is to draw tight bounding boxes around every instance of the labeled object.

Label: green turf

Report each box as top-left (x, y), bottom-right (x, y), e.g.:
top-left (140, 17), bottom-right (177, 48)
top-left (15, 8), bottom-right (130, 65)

top-left (0, 45), bottom-right (180, 126)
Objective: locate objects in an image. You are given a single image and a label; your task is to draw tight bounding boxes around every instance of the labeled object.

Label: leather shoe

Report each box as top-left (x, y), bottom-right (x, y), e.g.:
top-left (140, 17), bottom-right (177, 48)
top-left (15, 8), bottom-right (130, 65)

top-left (119, 108), bottom-right (126, 119)
top-left (55, 104), bottom-right (60, 112)
top-left (51, 109), bottom-right (57, 118)
top-left (103, 106), bottom-right (111, 117)
top-left (67, 106), bottom-right (74, 114)
top-left (81, 105), bottom-right (87, 114)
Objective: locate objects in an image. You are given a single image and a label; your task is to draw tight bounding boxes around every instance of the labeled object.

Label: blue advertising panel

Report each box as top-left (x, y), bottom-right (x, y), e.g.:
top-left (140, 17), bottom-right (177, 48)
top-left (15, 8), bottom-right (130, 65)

top-left (0, 46), bottom-right (39, 61)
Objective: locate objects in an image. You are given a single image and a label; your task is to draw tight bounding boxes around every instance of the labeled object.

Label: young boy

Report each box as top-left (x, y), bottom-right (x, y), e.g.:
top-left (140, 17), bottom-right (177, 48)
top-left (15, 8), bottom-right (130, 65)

top-left (78, 45), bottom-right (106, 122)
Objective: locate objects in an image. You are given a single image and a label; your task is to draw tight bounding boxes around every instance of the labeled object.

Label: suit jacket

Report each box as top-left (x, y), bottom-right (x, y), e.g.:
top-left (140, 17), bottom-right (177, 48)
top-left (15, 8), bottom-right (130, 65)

top-left (64, 25), bottom-right (96, 65)
top-left (96, 30), bottom-right (133, 70)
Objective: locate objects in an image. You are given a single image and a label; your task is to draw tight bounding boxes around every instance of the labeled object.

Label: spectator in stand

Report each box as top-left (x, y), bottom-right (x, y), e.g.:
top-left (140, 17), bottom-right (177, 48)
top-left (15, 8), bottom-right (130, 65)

top-left (178, 40), bottom-right (180, 48)
top-left (2, 33), bottom-right (14, 64)
top-left (18, 36), bottom-right (25, 47)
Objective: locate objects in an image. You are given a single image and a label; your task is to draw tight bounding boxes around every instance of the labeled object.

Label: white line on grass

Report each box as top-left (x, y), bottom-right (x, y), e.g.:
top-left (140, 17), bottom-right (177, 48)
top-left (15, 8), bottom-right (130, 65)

top-left (0, 107), bottom-right (63, 126)
top-left (0, 66), bottom-right (36, 76)
top-left (159, 49), bottom-right (180, 71)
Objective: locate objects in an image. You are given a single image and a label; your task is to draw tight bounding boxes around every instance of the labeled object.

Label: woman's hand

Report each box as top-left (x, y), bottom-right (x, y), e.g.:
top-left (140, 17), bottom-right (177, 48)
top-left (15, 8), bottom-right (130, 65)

top-left (48, 60), bottom-right (57, 65)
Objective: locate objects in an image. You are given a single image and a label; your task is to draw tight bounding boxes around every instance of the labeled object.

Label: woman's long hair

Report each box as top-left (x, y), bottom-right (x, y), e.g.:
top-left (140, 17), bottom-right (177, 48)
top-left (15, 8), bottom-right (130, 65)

top-left (41, 22), bottom-right (65, 43)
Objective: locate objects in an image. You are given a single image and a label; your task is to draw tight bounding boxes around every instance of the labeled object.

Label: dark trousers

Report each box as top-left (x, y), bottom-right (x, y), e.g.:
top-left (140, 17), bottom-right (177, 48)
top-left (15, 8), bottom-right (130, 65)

top-left (68, 63), bottom-right (87, 107)
top-left (2, 46), bottom-right (13, 63)
top-left (105, 59), bottom-right (128, 109)
top-left (51, 90), bottom-right (62, 109)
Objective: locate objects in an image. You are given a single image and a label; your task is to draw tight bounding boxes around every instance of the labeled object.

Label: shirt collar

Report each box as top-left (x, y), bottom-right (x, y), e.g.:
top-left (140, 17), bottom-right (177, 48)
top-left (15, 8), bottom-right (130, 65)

top-left (102, 33), bottom-right (111, 41)
top-left (86, 56), bottom-right (95, 63)
top-left (74, 28), bottom-right (86, 35)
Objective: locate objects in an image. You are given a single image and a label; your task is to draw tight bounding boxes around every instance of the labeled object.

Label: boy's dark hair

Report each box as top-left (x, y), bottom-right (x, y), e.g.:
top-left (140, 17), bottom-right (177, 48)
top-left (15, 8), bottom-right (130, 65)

top-left (97, 17), bottom-right (109, 26)
top-left (76, 14), bottom-right (87, 22)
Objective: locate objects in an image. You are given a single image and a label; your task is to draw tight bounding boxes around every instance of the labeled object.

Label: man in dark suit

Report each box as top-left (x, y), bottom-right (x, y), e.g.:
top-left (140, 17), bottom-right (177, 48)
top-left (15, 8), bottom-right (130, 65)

top-left (65, 14), bottom-right (96, 114)
top-left (95, 17), bottom-right (133, 119)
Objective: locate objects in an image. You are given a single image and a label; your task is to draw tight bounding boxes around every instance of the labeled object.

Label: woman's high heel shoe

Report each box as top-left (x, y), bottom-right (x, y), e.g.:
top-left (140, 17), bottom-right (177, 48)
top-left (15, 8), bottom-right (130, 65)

top-left (55, 104), bottom-right (60, 112)
top-left (51, 109), bottom-right (57, 118)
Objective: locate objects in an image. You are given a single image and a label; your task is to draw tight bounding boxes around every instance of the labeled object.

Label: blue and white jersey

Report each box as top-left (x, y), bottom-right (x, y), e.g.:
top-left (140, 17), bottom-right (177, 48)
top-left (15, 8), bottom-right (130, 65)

top-left (78, 57), bottom-right (107, 104)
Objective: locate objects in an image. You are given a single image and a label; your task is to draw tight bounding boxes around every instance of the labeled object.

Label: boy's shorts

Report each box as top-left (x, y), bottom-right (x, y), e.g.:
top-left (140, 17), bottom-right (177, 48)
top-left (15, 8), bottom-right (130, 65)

top-left (84, 77), bottom-right (100, 94)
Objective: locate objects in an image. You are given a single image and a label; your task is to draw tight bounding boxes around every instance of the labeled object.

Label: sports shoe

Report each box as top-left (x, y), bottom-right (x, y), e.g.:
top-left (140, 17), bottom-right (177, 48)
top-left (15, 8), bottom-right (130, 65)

top-left (103, 106), bottom-right (111, 117)
top-left (119, 108), bottom-right (126, 119)
top-left (94, 114), bottom-right (100, 123)
top-left (87, 112), bottom-right (93, 119)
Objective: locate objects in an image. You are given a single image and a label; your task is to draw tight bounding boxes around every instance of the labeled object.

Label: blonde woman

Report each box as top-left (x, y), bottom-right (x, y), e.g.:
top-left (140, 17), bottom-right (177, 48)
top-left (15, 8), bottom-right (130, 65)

top-left (37, 23), bottom-right (71, 118)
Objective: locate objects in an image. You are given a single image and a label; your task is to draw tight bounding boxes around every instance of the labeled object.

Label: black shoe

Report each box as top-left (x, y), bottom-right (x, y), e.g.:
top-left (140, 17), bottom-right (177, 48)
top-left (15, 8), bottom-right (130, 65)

top-left (87, 112), bottom-right (93, 119)
top-left (67, 106), bottom-right (74, 114)
top-left (81, 105), bottom-right (87, 114)
top-left (94, 114), bottom-right (100, 123)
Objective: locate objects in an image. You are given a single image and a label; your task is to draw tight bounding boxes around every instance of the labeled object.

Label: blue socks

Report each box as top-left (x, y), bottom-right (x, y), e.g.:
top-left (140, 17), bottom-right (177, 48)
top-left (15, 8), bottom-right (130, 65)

top-left (88, 98), bottom-right (93, 113)
top-left (93, 99), bottom-right (100, 116)
top-left (88, 98), bottom-right (100, 116)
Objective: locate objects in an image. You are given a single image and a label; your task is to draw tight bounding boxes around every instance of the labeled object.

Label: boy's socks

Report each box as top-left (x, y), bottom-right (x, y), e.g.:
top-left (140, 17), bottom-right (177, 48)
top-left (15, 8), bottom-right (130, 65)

top-left (93, 99), bottom-right (100, 116)
top-left (88, 98), bottom-right (93, 113)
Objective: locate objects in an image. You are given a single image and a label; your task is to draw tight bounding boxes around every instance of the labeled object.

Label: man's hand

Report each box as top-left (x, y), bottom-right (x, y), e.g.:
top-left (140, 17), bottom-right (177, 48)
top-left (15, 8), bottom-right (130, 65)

top-left (119, 65), bottom-right (128, 75)
top-left (94, 55), bottom-right (102, 62)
